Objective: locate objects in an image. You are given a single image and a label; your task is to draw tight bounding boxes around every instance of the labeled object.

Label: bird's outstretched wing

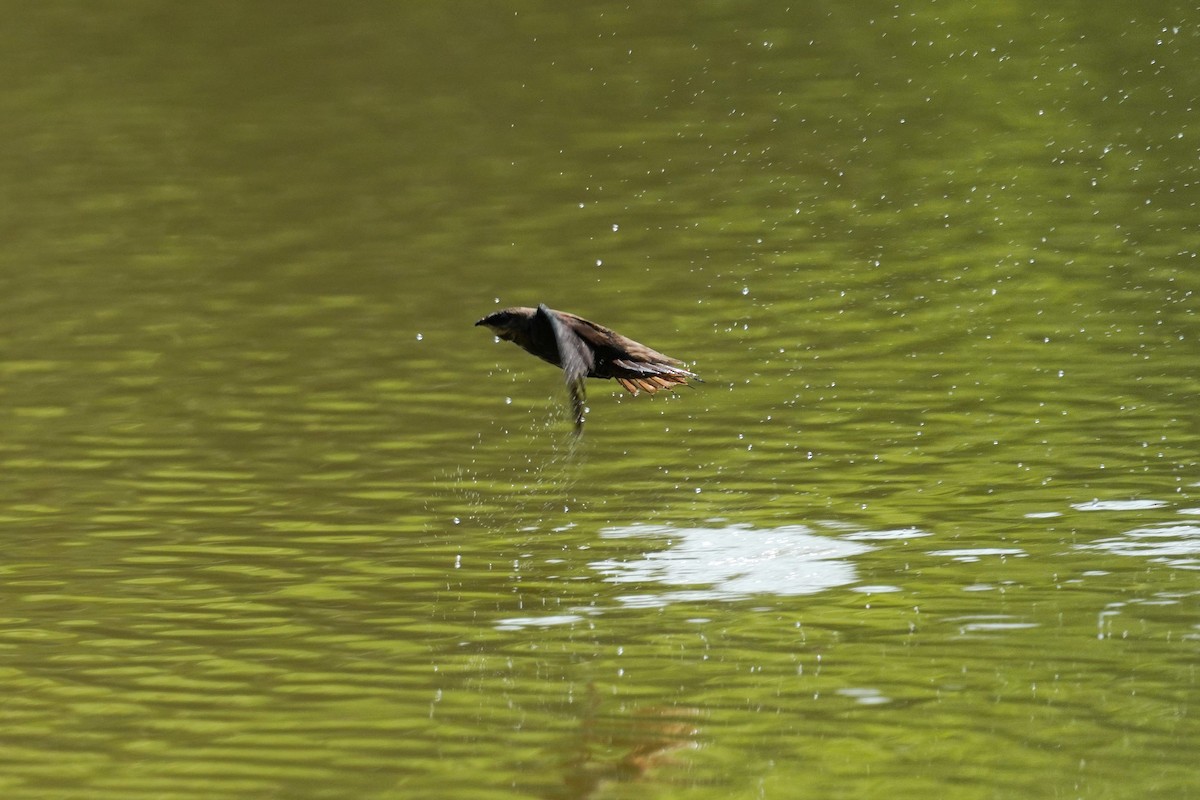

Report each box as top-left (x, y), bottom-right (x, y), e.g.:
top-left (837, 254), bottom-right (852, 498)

top-left (537, 304), bottom-right (593, 431)
top-left (553, 310), bottom-right (700, 397)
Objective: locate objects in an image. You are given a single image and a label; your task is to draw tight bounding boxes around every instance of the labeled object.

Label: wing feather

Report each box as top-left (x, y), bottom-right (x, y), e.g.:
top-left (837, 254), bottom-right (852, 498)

top-left (537, 304), bottom-right (593, 431)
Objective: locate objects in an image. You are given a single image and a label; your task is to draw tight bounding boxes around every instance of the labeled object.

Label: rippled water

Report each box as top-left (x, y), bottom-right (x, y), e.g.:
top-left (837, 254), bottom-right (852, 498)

top-left (1, 3), bottom-right (1198, 799)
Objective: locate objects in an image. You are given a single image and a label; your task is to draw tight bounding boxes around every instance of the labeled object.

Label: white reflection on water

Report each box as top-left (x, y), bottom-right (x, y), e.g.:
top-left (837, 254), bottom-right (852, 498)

top-left (494, 613), bottom-right (585, 631)
top-left (590, 523), bottom-right (874, 607)
top-left (1071, 499), bottom-right (1169, 512)
top-left (1077, 523), bottom-right (1200, 569)
top-left (835, 687), bottom-right (892, 706)
top-left (946, 615), bottom-right (1039, 634)
top-left (928, 547), bottom-right (1027, 563)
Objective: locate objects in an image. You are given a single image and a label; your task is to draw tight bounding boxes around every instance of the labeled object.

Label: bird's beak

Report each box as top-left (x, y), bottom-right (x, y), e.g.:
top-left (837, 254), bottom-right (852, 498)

top-left (476, 318), bottom-right (505, 339)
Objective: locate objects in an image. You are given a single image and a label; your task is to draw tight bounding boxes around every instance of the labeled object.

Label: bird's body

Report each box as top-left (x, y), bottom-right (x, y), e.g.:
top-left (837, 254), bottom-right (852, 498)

top-left (475, 304), bottom-right (699, 431)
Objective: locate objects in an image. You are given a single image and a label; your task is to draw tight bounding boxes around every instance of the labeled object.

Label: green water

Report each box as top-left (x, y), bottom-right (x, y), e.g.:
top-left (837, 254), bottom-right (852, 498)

top-left (1, 3), bottom-right (1197, 799)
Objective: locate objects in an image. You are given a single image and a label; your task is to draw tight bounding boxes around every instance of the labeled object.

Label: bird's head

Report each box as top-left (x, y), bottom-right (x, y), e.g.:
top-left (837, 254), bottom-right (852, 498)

top-left (474, 307), bottom-right (534, 342)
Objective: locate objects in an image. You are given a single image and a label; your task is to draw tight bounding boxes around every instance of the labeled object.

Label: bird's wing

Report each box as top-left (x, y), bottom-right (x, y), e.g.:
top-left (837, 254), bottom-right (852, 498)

top-left (537, 304), bottom-right (592, 431)
top-left (559, 314), bottom-right (669, 361)
top-left (551, 309), bottom-right (701, 397)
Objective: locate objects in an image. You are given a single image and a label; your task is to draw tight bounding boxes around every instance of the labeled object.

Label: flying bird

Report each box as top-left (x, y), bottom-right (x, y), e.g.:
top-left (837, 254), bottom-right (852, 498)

top-left (475, 304), bottom-right (700, 431)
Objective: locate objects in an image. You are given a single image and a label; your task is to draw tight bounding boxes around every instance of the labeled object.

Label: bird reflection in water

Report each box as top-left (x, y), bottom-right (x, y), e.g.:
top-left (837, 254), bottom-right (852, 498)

top-left (543, 687), bottom-right (702, 800)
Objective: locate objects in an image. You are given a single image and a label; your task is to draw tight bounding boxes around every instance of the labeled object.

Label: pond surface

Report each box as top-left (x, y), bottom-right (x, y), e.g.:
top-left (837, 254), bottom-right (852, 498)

top-left (1, 3), bottom-right (1197, 799)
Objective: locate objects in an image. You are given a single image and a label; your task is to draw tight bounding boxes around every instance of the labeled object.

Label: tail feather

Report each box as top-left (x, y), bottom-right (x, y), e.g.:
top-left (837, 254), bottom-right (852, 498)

top-left (610, 357), bottom-right (699, 397)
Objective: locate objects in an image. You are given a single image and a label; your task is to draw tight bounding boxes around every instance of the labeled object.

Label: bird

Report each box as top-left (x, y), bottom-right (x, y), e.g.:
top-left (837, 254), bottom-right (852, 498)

top-left (475, 304), bottom-right (700, 431)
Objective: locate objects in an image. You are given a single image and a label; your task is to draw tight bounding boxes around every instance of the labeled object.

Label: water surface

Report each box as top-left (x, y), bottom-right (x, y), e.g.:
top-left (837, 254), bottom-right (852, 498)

top-left (1, 3), bottom-right (1197, 799)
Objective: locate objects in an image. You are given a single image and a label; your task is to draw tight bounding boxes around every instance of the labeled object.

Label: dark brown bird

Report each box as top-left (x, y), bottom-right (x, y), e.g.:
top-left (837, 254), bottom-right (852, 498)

top-left (475, 304), bottom-right (700, 431)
